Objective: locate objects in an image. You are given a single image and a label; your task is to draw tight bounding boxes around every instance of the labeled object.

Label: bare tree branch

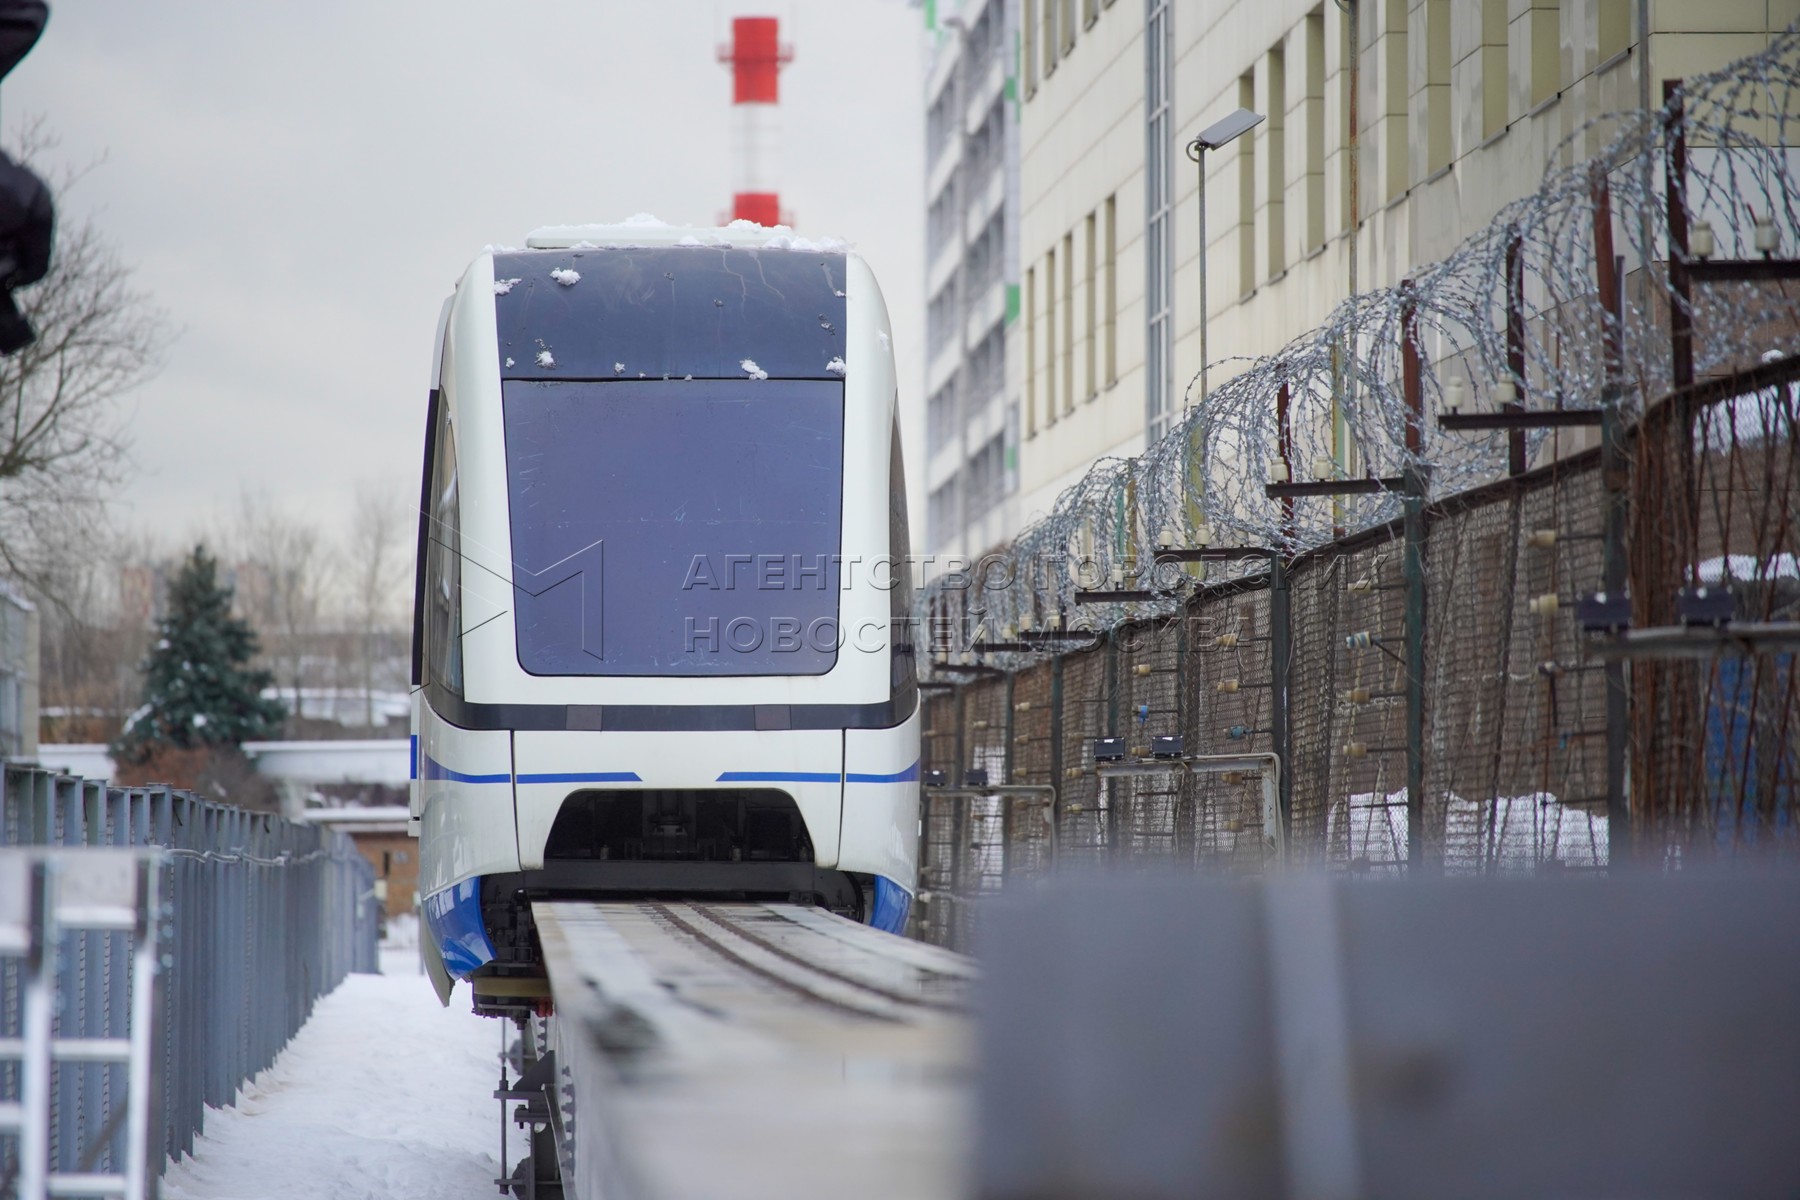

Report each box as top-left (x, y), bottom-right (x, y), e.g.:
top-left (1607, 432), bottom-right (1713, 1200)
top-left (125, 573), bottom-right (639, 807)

top-left (231, 489), bottom-right (333, 719)
top-left (347, 480), bottom-right (406, 729)
top-left (0, 120), bottom-right (167, 604)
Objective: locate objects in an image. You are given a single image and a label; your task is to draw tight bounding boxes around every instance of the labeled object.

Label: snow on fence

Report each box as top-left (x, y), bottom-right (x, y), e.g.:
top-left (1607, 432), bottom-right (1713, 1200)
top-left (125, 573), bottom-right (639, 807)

top-left (0, 761), bottom-right (380, 1186)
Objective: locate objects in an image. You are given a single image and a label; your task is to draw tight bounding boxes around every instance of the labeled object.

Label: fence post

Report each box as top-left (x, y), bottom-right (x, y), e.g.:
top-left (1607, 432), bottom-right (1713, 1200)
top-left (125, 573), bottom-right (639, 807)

top-left (151, 788), bottom-right (173, 1164)
top-left (953, 686), bottom-right (967, 789)
top-left (1664, 80), bottom-right (1694, 395)
top-left (55, 774), bottom-right (81, 1177)
top-left (1273, 383), bottom-right (1296, 854)
top-left (1103, 630), bottom-right (1120, 854)
top-left (1505, 233), bottom-right (1529, 475)
top-left (1049, 657), bottom-right (1064, 844)
top-left (1400, 280), bottom-right (1430, 871)
top-left (1270, 557), bottom-right (1293, 854)
top-left (953, 794), bottom-right (972, 953)
top-left (1000, 673), bottom-right (1017, 873)
top-left (1592, 171), bottom-right (1635, 865)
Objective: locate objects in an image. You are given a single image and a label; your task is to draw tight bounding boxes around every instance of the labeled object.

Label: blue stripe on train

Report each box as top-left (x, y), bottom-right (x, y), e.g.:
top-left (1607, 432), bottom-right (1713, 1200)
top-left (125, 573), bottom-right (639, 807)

top-left (420, 758), bottom-right (643, 786)
top-left (849, 762), bottom-right (920, 784)
top-left (422, 756), bottom-right (510, 785)
top-left (516, 771), bottom-right (643, 784)
top-left (716, 761), bottom-right (920, 785)
top-left (423, 760), bottom-right (919, 788)
top-left (717, 771), bottom-right (843, 784)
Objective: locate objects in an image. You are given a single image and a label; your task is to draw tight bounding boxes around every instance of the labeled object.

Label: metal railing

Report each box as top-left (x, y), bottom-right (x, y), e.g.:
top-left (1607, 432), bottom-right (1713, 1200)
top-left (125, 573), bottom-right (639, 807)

top-left (0, 760), bottom-right (380, 1193)
top-left (0, 849), bottom-right (159, 1199)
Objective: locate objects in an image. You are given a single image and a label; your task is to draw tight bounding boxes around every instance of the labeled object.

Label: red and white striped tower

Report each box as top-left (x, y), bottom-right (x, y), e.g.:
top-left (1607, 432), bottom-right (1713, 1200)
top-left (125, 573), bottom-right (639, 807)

top-left (718, 16), bottom-right (793, 227)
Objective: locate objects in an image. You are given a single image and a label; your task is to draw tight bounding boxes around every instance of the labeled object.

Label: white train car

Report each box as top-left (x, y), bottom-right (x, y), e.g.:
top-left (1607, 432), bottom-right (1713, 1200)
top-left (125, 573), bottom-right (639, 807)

top-left (408, 223), bottom-right (920, 1010)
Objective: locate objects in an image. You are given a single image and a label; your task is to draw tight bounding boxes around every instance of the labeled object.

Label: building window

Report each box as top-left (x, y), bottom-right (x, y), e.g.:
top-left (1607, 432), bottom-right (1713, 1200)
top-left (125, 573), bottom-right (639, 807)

top-left (1417, 0), bottom-right (1451, 178)
top-left (1237, 69), bottom-right (1256, 295)
top-left (969, 323), bottom-right (1005, 408)
top-left (1061, 230), bottom-right (1075, 414)
top-left (1062, 0), bottom-right (1078, 54)
top-left (929, 381), bottom-right (957, 455)
top-left (963, 99), bottom-right (1005, 201)
top-left (1376, 0), bottom-right (1408, 202)
top-left (1104, 194), bottom-right (1118, 387)
top-left (1513, 0), bottom-right (1561, 111)
top-left (966, 432), bottom-right (1007, 520)
top-left (1084, 211), bottom-right (1098, 401)
top-left (928, 478), bottom-right (959, 552)
top-left (1043, 0), bottom-right (1058, 77)
top-left (927, 88), bottom-right (953, 172)
top-left (928, 285), bottom-right (958, 359)
top-left (1303, 7), bottom-right (1326, 251)
top-left (1597, 0), bottom-right (1629, 62)
top-left (965, 209), bottom-right (1005, 300)
top-left (967, 2), bottom-right (998, 72)
top-left (1025, 265), bottom-right (1037, 436)
top-left (928, 189), bottom-right (957, 262)
top-left (1264, 46), bottom-right (1286, 278)
top-left (1084, 0), bottom-right (1100, 28)
top-left (1024, 0), bottom-right (1039, 97)
top-left (1145, 0), bottom-right (1174, 436)
top-left (1045, 245), bottom-right (1058, 425)
top-left (1340, 8), bottom-right (1355, 231)
top-left (1481, 0), bottom-right (1508, 137)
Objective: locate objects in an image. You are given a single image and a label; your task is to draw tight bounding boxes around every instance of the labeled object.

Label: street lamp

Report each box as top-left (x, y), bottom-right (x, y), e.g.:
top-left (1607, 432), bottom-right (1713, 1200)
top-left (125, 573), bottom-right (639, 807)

top-left (1185, 107), bottom-right (1264, 406)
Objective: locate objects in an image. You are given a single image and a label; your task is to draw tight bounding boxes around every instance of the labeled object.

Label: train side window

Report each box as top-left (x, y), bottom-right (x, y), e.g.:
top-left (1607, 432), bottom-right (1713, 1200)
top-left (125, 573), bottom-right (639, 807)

top-left (889, 413), bottom-right (916, 695)
top-left (409, 389), bottom-right (439, 687)
top-left (424, 402), bottom-right (465, 696)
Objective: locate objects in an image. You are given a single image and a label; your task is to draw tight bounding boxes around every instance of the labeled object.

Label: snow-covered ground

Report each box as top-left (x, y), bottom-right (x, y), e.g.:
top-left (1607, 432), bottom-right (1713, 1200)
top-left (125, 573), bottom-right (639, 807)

top-left (161, 916), bottom-right (502, 1200)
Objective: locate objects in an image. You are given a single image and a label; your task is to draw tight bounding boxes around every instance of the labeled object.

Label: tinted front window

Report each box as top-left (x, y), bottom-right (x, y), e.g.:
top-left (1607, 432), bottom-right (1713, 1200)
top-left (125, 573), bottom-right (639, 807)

top-left (502, 379), bottom-right (844, 676)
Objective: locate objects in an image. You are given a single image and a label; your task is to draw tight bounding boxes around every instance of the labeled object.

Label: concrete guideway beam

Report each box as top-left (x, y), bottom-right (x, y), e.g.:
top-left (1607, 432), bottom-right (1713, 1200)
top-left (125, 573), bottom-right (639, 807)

top-left (530, 900), bottom-right (974, 1200)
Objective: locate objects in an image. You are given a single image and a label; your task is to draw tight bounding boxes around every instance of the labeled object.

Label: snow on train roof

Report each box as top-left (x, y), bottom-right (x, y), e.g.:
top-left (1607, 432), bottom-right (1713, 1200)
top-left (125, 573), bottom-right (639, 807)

top-left (523, 214), bottom-right (851, 254)
top-left (487, 231), bottom-right (851, 382)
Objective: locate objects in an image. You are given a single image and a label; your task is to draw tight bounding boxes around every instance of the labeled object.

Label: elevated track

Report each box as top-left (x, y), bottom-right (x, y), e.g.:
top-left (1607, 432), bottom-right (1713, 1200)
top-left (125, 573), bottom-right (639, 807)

top-left (522, 901), bottom-right (975, 1200)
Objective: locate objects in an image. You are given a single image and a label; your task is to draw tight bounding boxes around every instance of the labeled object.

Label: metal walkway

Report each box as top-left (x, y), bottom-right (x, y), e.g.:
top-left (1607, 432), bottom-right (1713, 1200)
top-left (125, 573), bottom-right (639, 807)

top-left (528, 901), bottom-right (975, 1200)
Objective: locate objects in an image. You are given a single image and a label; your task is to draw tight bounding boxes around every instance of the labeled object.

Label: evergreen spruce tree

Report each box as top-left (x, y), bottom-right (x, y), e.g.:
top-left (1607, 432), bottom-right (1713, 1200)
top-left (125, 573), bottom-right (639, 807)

top-left (113, 545), bottom-right (287, 765)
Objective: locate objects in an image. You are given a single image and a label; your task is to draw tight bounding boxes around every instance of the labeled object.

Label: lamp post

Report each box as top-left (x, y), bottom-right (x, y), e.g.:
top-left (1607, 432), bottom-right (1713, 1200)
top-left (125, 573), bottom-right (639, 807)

top-left (1185, 107), bottom-right (1264, 406)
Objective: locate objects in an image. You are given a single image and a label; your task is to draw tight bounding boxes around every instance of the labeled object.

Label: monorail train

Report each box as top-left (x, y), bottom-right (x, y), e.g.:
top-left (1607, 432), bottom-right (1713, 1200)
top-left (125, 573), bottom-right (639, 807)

top-left (407, 221), bottom-right (920, 1011)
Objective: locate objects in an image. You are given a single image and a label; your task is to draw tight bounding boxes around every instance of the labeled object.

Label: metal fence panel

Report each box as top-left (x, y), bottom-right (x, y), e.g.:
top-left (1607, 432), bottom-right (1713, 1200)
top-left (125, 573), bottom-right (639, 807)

top-left (0, 761), bottom-right (378, 1185)
top-left (909, 370), bottom-right (1800, 946)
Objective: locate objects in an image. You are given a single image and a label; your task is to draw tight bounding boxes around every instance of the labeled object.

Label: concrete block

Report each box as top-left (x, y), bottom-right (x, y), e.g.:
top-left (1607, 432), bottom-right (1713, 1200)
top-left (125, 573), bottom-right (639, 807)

top-left (977, 873), bottom-right (1800, 1200)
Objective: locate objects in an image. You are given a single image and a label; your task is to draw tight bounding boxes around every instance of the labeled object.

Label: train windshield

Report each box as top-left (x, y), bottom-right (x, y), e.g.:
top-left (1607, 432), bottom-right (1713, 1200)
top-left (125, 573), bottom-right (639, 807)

top-left (501, 378), bottom-right (844, 676)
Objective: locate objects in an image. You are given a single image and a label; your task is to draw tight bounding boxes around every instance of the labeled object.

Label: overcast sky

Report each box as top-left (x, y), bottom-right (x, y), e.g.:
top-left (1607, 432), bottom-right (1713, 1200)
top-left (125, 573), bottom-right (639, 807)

top-left (7, 0), bottom-right (927, 557)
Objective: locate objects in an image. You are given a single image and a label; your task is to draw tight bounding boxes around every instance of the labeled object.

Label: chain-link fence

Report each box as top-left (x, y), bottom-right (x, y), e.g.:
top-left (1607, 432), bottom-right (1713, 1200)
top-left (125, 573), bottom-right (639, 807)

top-left (911, 356), bottom-right (1800, 945)
top-left (909, 34), bottom-right (1800, 948)
top-left (0, 761), bottom-right (379, 1187)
